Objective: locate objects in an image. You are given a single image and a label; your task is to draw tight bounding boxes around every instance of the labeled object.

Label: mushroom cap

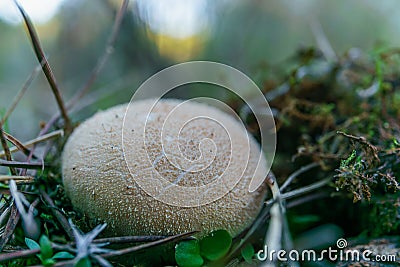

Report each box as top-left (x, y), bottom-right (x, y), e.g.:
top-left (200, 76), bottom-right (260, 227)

top-left (62, 99), bottom-right (268, 237)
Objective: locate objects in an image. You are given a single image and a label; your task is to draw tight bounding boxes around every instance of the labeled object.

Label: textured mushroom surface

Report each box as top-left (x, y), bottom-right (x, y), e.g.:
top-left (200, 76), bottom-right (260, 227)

top-left (62, 99), bottom-right (268, 237)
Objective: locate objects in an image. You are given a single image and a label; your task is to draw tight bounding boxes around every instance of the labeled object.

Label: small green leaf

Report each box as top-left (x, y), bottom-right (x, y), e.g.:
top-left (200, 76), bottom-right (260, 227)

top-left (393, 138), bottom-right (400, 147)
top-left (241, 243), bottom-right (254, 263)
top-left (25, 237), bottom-right (40, 250)
top-left (200, 229), bottom-right (232, 261)
top-left (291, 214), bottom-right (320, 224)
top-left (75, 257), bottom-right (92, 267)
top-left (39, 235), bottom-right (53, 260)
top-left (175, 240), bottom-right (204, 267)
top-left (0, 183), bottom-right (10, 189)
top-left (52, 251), bottom-right (75, 259)
top-left (42, 258), bottom-right (56, 267)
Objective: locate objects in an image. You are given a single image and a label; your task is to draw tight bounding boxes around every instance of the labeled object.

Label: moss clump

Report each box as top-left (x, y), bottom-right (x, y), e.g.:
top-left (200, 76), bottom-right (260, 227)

top-left (368, 193), bottom-right (400, 236)
top-left (258, 47), bottom-right (400, 237)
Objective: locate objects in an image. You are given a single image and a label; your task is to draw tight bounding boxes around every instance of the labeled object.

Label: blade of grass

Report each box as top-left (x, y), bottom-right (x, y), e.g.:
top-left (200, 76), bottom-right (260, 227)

top-left (261, 173), bottom-right (298, 267)
top-left (19, 0), bottom-right (129, 175)
top-left (2, 131), bottom-right (36, 159)
top-left (0, 122), bottom-right (16, 175)
top-left (0, 129), bottom-right (63, 158)
top-left (39, 188), bottom-right (75, 240)
top-left (66, 0), bottom-right (129, 110)
top-left (101, 231), bottom-right (197, 258)
top-left (280, 162), bottom-right (319, 192)
top-left (38, 231), bottom-right (197, 267)
top-left (1, 62), bottom-right (42, 125)
top-left (13, 0), bottom-right (72, 133)
top-left (0, 232), bottom-right (193, 264)
top-left (0, 175), bottom-right (34, 183)
top-left (309, 18), bottom-right (338, 62)
top-left (0, 247), bottom-right (40, 262)
top-left (0, 159), bottom-right (45, 169)
top-left (90, 235), bottom-right (168, 244)
top-left (266, 177), bottom-right (332, 206)
top-left (0, 204), bottom-right (20, 251)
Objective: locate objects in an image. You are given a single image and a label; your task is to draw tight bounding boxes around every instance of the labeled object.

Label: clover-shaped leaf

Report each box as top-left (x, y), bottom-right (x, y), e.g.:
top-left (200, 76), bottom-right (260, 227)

top-left (199, 229), bottom-right (232, 261)
top-left (39, 235), bottom-right (53, 260)
top-left (175, 240), bottom-right (204, 267)
top-left (241, 243), bottom-right (254, 263)
top-left (25, 237), bottom-right (40, 250)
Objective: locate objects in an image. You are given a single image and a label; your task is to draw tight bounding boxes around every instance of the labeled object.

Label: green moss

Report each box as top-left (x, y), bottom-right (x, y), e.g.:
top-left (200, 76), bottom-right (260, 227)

top-left (368, 193), bottom-right (400, 236)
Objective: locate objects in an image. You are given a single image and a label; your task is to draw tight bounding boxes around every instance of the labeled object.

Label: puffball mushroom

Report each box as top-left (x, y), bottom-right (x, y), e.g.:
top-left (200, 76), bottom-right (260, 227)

top-left (62, 99), bottom-right (268, 237)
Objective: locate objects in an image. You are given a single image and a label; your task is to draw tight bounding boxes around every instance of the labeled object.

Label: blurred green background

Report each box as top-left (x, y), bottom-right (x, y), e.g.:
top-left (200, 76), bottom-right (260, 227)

top-left (0, 0), bottom-right (399, 141)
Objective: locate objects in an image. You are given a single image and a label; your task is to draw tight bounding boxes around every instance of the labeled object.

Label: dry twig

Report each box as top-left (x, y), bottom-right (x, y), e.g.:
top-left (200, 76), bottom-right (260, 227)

top-left (13, 0), bottom-right (72, 133)
top-left (1, 63), bottom-right (43, 125)
top-left (0, 175), bottom-right (34, 183)
top-left (39, 188), bottom-right (74, 240)
top-left (0, 130), bottom-right (63, 158)
top-left (0, 123), bottom-right (16, 175)
top-left (101, 230), bottom-right (197, 259)
top-left (66, 0), bottom-right (130, 110)
top-left (0, 159), bottom-right (45, 169)
top-left (0, 204), bottom-right (20, 251)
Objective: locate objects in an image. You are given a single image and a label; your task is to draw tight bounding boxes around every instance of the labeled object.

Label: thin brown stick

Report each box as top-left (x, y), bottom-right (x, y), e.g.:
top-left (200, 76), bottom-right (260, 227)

top-left (0, 129), bottom-right (63, 158)
top-left (37, 235), bottom-right (170, 252)
top-left (280, 162), bottom-right (320, 192)
top-left (266, 177), bottom-right (331, 206)
top-left (262, 175), bottom-right (286, 267)
top-left (101, 230), bottom-right (197, 258)
top-left (0, 175), bottom-right (34, 183)
top-left (336, 131), bottom-right (380, 162)
top-left (0, 248), bottom-right (40, 262)
top-left (38, 0), bottom-right (129, 138)
top-left (0, 232), bottom-right (192, 265)
top-left (69, 75), bottom-right (131, 115)
top-left (228, 192), bottom-right (330, 260)
top-left (1, 63), bottom-right (42, 125)
top-left (0, 204), bottom-right (20, 251)
top-left (2, 131), bottom-right (35, 158)
top-left (0, 189), bottom-right (38, 196)
top-left (309, 18), bottom-right (338, 62)
top-left (0, 159), bottom-right (45, 169)
top-left (286, 192), bottom-right (330, 209)
top-left (1, 242), bottom-right (63, 263)
top-left (13, 0), bottom-right (71, 133)
top-left (21, 0), bottom-right (129, 176)
top-left (0, 123), bottom-right (16, 175)
top-left (0, 197), bottom-right (11, 216)
top-left (91, 235), bottom-right (167, 244)
top-left (39, 188), bottom-right (74, 240)
top-left (1, 241), bottom-right (73, 264)
top-left (36, 231), bottom-right (197, 267)
top-left (66, 0), bottom-right (129, 110)
top-left (227, 196), bottom-right (271, 260)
